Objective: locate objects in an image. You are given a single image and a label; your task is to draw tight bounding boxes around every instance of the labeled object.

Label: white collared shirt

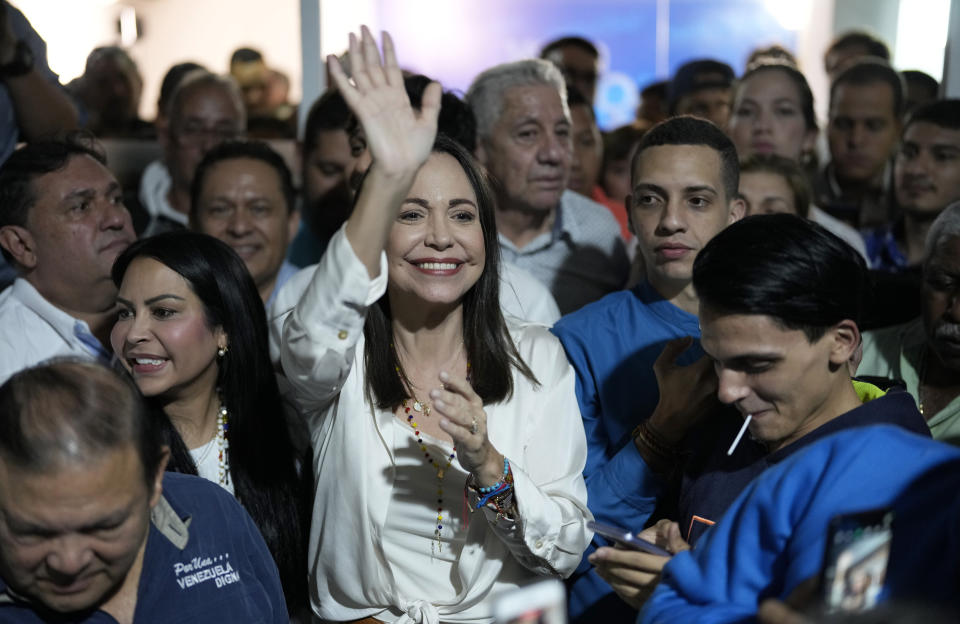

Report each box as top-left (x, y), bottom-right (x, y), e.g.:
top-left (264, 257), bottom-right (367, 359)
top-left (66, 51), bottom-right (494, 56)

top-left (279, 226), bottom-right (591, 624)
top-left (0, 279), bottom-right (107, 383)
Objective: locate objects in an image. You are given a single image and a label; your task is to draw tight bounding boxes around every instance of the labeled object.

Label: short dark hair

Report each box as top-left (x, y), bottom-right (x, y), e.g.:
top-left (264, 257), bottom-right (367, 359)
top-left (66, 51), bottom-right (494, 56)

top-left (827, 31), bottom-right (890, 62)
top-left (631, 115), bottom-right (739, 200)
top-left (539, 36), bottom-right (599, 60)
top-left (830, 59), bottom-right (905, 119)
top-left (904, 99), bottom-right (960, 133)
top-left (0, 134), bottom-right (106, 263)
top-left (302, 88), bottom-right (352, 156)
top-left (0, 360), bottom-right (164, 489)
top-left (230, 47), bottom-right (263, 65)
top-left (566, 85), bottom-right (594, 121)
top-left (740, 154), bottom-right (812, 218)
top-left (641, 80), bottom-right (669, 99)
top-left (190, 140), bottom-right (295, 217)
top-left (693, 214), bottom-right (868, 342)
top-left (902, 70), bottom-right (939, 97)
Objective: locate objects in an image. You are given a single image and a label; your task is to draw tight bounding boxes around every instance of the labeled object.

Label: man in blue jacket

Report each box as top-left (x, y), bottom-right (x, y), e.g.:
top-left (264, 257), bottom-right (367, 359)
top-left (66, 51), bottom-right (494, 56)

top-left (552, 115), bottom-right (745, 622)
top-left (0, 360), bottom-right (288, 623)
top-left (591, 215), bottom-right (929, 611)
top-left (640, 425), bottom-right (960, 622)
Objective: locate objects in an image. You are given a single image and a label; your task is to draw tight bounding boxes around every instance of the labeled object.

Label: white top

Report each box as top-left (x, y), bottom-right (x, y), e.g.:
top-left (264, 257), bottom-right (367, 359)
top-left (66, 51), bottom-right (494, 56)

top-left (0, 279), bottom-right (105, 383)
top-left (267, 259), bottom-right (560, 368)
top-left (809, 205), bottom-right (869, 261)
top-left (189, 437), bottom-right (235, 496)
top-left (379, 420), bottom-right (466, 611)
top-left (280, 227), bottom-right (592, 624)
top-left (138, 160), bottom-right (188, 236)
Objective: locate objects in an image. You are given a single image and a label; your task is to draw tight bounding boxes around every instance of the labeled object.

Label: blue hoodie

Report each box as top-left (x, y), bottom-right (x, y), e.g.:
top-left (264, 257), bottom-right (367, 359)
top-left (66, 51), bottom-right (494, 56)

top-left (640, 425), bottom-right (960, 623)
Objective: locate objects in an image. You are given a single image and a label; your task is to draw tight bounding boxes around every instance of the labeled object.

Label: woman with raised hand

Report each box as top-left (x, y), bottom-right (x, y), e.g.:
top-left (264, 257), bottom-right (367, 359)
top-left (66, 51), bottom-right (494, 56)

top-left (110, 231), bottom-right (310, 619)
top-left (281, 27), bottom-right (591, 623)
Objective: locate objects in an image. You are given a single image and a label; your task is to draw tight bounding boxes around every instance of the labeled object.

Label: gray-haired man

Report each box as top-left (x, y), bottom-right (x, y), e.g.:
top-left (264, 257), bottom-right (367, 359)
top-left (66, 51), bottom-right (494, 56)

top-left (467, 59), bottom-right (628, 314)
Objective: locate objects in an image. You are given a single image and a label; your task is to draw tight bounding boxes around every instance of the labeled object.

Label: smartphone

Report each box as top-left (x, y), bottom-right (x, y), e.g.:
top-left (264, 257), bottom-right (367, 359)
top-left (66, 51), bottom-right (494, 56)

top-left (820, 508), bottom-right (894, 613)
top-left (587, 520), bottom-right (672, 557)
top-left (492, 579), bottom-right (566, 624)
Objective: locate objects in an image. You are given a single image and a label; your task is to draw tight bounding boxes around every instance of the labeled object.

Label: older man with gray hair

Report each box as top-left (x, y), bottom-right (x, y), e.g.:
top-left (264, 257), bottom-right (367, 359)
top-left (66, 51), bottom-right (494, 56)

top-left (467, 59), bottom-right (628, 314)
top-left (860, 201), bottom-right (960, 445)
top-left (131, 70), bottom-right (246, 236)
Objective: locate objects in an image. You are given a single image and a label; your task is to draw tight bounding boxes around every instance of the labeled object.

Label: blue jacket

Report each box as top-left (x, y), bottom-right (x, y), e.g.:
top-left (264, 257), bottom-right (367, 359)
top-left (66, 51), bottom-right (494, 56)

top-left (0, 472), bottom-right (288, 623)
top-left (677, 383), bottom-right (930, 545)
top-left (552, 282), bottom-right (702, 622)
top-left (640, 425), bottom-right (960, 623)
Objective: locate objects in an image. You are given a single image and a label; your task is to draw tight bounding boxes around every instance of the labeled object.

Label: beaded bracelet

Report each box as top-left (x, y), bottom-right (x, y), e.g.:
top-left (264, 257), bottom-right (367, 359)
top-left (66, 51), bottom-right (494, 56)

top-left (474, 457), bottom-right (514, 510)
top-left (478, 457), bottom-right (511, 494)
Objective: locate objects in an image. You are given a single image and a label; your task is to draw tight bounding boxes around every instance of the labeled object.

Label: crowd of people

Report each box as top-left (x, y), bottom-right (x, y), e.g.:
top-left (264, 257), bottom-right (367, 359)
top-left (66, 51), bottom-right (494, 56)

top-left (1, 1), bottom-right (960, 621)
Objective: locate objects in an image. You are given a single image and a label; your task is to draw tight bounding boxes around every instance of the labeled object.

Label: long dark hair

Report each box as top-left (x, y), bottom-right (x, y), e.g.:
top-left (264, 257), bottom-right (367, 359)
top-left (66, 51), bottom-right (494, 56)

top-left (363, 134), bottom-right (538, 409)
top-left (111, 231), bottom-right (309, 616)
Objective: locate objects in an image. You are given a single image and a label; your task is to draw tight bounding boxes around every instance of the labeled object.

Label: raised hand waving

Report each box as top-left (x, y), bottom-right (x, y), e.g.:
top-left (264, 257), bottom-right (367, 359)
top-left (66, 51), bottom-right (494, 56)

top-left (327, 26), bottom-right (441, 179)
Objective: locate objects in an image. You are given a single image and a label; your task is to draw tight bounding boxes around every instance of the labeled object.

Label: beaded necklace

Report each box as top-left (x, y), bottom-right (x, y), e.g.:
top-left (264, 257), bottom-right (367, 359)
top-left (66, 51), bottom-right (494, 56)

top-left (402, 397), bottom-right (455, 555)
top-left (392, 342), bottom-right (471, 555)
top-left (217, 401), bottom-right (230, 486)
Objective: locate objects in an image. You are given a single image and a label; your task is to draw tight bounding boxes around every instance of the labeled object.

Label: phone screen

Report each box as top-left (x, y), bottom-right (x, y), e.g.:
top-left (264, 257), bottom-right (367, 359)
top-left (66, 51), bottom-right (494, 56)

top-left (821, 508), bottom-right (894, 613)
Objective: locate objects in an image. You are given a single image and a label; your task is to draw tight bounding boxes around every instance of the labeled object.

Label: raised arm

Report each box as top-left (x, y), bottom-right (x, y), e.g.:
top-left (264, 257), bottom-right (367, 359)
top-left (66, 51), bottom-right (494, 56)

top-left (329, 26), bottom-right (440, 276)
top-left (280, 28), bottom-right (439, 412)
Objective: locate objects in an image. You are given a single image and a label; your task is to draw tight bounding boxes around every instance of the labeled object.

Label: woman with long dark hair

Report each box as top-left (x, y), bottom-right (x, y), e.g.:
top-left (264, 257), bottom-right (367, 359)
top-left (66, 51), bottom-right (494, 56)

top-left (110, 231), bottom-right (309, 618)
top-left (280, 29), bottom-right (591, 623)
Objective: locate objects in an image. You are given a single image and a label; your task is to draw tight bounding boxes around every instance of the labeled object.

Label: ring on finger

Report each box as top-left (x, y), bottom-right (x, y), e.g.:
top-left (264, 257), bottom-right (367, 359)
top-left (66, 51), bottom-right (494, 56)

top-left (470, 416), bottom-right (479, 435)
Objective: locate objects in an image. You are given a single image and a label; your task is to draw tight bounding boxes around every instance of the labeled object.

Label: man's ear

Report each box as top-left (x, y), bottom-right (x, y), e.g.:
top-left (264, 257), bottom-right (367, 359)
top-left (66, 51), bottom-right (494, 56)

top-left (728, 197), bottom-right (746, 223)
top-left (829, 319), bottom-right (861, 367)
top-left (0, 225), bottom-right (37, 270)
top-left (148, 446), bottom-right (171, 508)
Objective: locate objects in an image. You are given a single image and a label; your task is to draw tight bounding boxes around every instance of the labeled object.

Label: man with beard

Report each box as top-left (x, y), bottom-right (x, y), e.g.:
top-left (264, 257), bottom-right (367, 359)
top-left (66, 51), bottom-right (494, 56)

top-left (860, 202), bottom-right (960, 445)
top-left (287, 88), bottom-right (357, 268)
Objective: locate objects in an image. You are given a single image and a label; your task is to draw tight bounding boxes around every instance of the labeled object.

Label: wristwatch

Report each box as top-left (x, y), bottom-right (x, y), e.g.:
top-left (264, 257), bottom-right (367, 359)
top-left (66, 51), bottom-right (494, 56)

top-left (0, 40), bottom-right (34, 78)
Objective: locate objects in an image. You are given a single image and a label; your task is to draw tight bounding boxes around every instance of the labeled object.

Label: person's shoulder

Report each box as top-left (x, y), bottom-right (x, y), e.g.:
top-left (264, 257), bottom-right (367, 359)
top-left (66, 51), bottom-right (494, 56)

top-left (268, 263), bottom-right (315, 319)
top-left (552, 287), bottom-right (640, 337)
top-left (161, 472), bottom-right (244, 519)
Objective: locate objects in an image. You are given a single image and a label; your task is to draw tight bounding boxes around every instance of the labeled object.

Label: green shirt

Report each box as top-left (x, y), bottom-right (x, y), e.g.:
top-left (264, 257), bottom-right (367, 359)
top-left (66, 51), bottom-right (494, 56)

top-left (859, 317), bottom-right (960, 445)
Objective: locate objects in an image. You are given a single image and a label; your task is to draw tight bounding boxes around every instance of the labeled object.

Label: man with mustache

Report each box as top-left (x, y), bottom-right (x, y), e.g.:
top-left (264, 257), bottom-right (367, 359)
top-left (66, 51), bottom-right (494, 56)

top-left (551, 115), bottom-right (744, 622)
top-left (860, 202), bottom-right (960, 445)
top-left (862, 100), bottom-right (960, 272)
top-left (0, 136), bottom-right (136, 383)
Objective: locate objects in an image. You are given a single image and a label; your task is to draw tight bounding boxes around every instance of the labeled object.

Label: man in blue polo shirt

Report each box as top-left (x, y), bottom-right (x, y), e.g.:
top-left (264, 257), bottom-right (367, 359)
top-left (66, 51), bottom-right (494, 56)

top-left (551, 115), bottom-right (745, 622)
top-left (0, 360), bottom-right (287, 623)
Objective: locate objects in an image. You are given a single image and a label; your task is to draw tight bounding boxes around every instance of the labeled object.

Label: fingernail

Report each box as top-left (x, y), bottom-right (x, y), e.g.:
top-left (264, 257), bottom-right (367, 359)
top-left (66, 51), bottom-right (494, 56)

top-left (430, 389), bottom-right (440, 398)
top-left (439, 371), bottom-right (449, 381)
top-left (434, 399), bottom-right (445, 409)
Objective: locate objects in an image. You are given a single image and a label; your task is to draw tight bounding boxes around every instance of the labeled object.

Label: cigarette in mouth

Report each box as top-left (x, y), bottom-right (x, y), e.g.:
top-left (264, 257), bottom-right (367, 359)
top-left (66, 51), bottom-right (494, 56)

top-left (727, 414), bottom-right (752, 456)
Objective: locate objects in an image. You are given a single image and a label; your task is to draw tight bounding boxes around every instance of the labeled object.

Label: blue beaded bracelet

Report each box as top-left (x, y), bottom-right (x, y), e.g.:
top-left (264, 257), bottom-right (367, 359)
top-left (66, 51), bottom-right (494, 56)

top-left (478, 457), bottom-right (510, 494)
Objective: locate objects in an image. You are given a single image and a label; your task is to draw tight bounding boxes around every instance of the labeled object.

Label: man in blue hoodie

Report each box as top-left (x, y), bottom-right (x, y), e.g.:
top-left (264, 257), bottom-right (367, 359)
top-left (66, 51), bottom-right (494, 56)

top-left (640, 425), bottom-right (960, 622)
top-left (591, 215), bottom-right (929, 611)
